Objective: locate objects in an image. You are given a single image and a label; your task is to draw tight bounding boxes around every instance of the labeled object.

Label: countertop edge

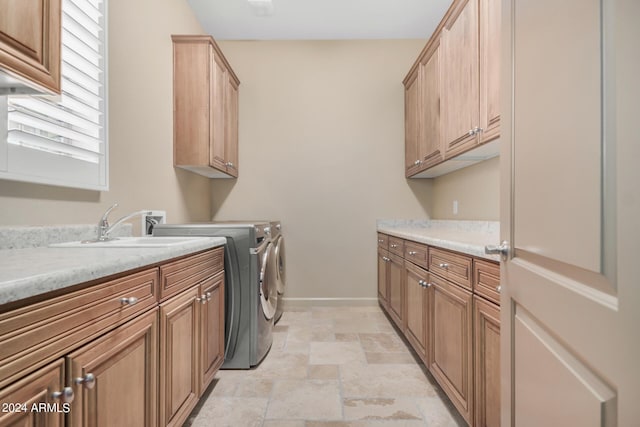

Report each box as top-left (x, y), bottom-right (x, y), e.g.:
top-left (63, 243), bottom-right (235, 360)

top-left (0, 237), bottom-right (227, 307)
top-left (377, 227), bottom-right (500, 262)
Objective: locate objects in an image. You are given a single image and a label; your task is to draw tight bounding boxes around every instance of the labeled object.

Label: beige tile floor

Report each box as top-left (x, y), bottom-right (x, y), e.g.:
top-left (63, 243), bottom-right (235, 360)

top-left (184, 306), bottom-right (465, 427)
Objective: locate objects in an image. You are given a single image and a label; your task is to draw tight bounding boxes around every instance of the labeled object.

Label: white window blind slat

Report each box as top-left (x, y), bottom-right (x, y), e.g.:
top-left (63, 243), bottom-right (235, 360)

top-left (62, 29), bottom-right (101, 66)
top-left (62, 16), bottom-right (101, 52)
top-left (7, 130), bottom-right (101, 163)
top-left (62, 61), bottom-right (102, 94)
top-left (63, 0), bottom-right (102, 36)
top-left (69, 0), bottom-right (102, 23)
top-left (9, 98), bottom-right (101, 136)
top-left (9, 110), bottom-right (102, 150)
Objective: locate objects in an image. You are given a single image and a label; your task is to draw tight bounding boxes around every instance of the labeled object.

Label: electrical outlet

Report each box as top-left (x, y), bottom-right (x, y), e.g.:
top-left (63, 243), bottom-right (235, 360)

top-left (453, 200), bottom-right (459, 215)
top-left (142, 210), bottom-right (166, 236)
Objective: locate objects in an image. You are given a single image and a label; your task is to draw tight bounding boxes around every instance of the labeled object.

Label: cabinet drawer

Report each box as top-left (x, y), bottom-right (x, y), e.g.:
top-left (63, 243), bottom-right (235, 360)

top-left (404, 241), bottom-right (429, 268)
top-left (377, 233), bottom-right (389, 250)
top-left (388, 236), bottom-right (405, 257)
top-left (0, 268), bottom-right (158, 389)
top-left (429, 248), bottom-right (473, 291)
top-left (159, 247), bottom-right (224, 301)
top-left (474, 259), bottom-right (501, 305)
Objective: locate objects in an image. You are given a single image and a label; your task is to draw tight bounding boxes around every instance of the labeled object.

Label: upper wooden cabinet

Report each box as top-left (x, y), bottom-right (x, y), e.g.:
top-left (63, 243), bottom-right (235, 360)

top-left (441, 0), bottom-right (479, 158)
top-left (404, 0), bottom-right (500, 177)
top-left (0, 0), bottom-right (61, 94)
top-left (404, 41), bottom-right (443, 177)
top-left (479, 0), bottom-right (501, 143)
top-left (172, 35), bottom-right (240, 178)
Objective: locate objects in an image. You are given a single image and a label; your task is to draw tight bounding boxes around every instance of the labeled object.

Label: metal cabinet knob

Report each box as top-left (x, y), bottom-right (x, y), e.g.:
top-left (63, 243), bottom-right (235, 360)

top-left (206, 292), bottom-right (212, 301)
top-left (52, 387), bottom-right (74, 403)
top-left (426, 282), bottom-right (432, 288)
top-left (418, 280), bottom-right (424, 286)
top-left (378, 239), bottom-right (384, 243)
top-left (468, 129), bottom-right (476, 136)
top-left (496, 285), bottom-right (502, 293)
top-left (225, 162), bottom-right (236, 169)
top-left (408, 251), bottom-right (417, 256)
top-left (438, 263), bottom-right (449, 269)
top-left (390, 244), bottom-right (398, 248)
top-left (120, 297), bottom-right (138, 305)
top-left (75, 373), bottom-right (96, 389)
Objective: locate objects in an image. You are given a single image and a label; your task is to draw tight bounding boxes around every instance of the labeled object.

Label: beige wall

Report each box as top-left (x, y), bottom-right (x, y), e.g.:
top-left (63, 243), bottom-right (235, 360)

top-left (212, 40), bottom-right (432, 302)
top-left (431, 156), bottom-right (500, 220)
top-left (0, 0), bottom-right (210, 230)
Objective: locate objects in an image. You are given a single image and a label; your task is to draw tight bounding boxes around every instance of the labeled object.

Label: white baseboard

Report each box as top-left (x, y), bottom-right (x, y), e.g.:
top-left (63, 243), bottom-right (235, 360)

top-left (280, 297), bottom-right (379, 309)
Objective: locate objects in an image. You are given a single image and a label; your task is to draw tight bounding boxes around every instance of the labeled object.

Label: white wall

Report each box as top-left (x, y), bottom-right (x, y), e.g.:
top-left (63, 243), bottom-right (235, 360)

top-left (212, 40), bottom-right (433, 303)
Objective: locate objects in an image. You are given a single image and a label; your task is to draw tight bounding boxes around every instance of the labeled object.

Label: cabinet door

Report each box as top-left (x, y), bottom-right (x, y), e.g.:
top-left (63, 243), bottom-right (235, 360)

top-left (199, 272), bottom-right (225, 394)
top-left (225, 75), bottom-right (239, 177)
top-left (0, 0), bottom-right (61, 94)
top-left (404, 262), bottom-right (430, 364)
top-left (160, 287), bottom-right (201, 427)
top-left (404, 68), bottom-right (421, 177)
top-left (387, 253), bottom-right (404, 329)
top-left (419, 42), bottom-right (443, 169)
top-left (441, 0), bottom-right (479, 158)
top-left (474, 296), bottom-right (500, 427)
top-left (209, 51), bottom-right (227, 172)
top-left (430, 275), bottom-right (473, 424)
top-left (377, 249), bottom-right (390, 310)
top-left (0, 359), bottom-right (66, 427)
top-left (479, 0), bottom-right (501, 143)
top-left (67, 309), bottom-right (158, 427)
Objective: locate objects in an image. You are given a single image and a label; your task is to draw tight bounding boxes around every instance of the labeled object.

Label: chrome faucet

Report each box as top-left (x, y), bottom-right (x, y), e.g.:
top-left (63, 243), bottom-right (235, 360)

top-left (97, 203), bottom-right (152, 241)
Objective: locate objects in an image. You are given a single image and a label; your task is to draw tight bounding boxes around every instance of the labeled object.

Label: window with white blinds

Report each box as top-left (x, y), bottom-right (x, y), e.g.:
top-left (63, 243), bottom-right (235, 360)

top-left (0, 0), bottom-right (108, 190)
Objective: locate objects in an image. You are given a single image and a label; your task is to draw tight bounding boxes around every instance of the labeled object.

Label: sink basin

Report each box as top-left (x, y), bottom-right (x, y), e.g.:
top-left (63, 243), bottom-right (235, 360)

top-left (50, 236), bottom-right (208, 248)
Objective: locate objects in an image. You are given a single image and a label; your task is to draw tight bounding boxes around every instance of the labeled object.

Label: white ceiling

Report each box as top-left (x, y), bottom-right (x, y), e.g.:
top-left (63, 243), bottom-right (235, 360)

top-left (187, 0), bottom-right (452, 40)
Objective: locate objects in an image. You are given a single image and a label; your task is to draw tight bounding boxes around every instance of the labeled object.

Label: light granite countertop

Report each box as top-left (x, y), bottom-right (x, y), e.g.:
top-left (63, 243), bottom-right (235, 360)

top-left (0, 236), bottom-right (226, 307)
top-left (377, 220), bottom-right (501, 262)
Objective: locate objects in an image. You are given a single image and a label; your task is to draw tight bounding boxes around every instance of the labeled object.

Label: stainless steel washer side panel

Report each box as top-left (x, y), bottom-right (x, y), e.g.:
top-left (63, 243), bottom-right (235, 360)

top-left (153, 223), bottom-right (273, 369)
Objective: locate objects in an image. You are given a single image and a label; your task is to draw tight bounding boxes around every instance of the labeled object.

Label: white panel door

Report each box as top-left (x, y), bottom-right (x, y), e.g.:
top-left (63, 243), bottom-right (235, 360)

top-left (501, 0), bottom-right (640, 425)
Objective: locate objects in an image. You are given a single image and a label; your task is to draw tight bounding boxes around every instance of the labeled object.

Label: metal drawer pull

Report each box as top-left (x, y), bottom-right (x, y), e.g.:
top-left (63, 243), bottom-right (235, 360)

top-left (196, 295), bottom-right (207, 304)
top-left (52, 387), bottom-right (74, 403)
top-left (408, 251), bottom-right (417, 256)
top-left (120, 297), bottom-right (138, 305)
top-left (426, 282), bottom-right (432, 287)
top-left (496, 285), bottom-right (502, 293)
top-left (382, 257), bottom-right (390, 262)
top-left (438, 263), bottom-right (449, 269)
top-left (378, 239), bottom-right (384, 243)
top-left (206, 292), bottom-right (212, 301)
top-left (418, 280), bottom-right (424, 286)
top-left (390, 244), bottom-right (398, 248)
top-left (75, 373), bottom-right (96, 389)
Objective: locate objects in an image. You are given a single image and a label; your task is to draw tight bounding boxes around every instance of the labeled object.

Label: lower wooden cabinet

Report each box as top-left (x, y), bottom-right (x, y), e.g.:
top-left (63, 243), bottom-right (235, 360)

top-left (199, 272), bottom-right (225, 393)
top-left (377, 233), bottom-right (501, 427)
top-left (387, 253), bottom-right (405, 329)
top-left (68, 308), bottom-right (158, 427)
top-left (160, 270), bottom-right (225, 427)
top-left (0, 359), bottom-right (66, 427)
top-left (404, 261), bottom-right (431, 364)
top-left (160, 286), bottom-right (200, 427)
top-left (377, 248), bottom-right (390, 310)
top-left (474, 296), bottom-right (501, 427)
top-left (430, 273), bottom-right (473, 425)
top-left (0, 248), bottom-right (225, 427)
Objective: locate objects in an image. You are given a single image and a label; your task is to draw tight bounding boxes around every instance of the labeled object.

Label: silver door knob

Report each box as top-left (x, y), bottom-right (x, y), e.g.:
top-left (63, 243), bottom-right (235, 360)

top-left (75, 373), bottom-right (96, 389)
top-left (120, 297), bottom-right (138, 305)
top-left (485, 241), bottom-right (510, 259)
top-left (52, 387), bottom-right (74, 403)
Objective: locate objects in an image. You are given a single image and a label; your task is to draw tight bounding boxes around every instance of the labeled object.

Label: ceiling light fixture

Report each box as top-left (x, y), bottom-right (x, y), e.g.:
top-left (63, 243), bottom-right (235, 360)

top-left (248, 0), bottom-right (274, 17)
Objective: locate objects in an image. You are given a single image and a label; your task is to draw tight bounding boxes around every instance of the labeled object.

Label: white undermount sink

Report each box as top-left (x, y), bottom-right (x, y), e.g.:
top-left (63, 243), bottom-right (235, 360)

top-left (50, 236), bottom-right (208, 248)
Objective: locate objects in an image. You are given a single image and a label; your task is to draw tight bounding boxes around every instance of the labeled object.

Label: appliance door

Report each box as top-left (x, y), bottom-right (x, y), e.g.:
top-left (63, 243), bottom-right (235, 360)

top-left (257, 240), bottom-right (278, 320)
top-left (273, 235), bottom-right (286, 296)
